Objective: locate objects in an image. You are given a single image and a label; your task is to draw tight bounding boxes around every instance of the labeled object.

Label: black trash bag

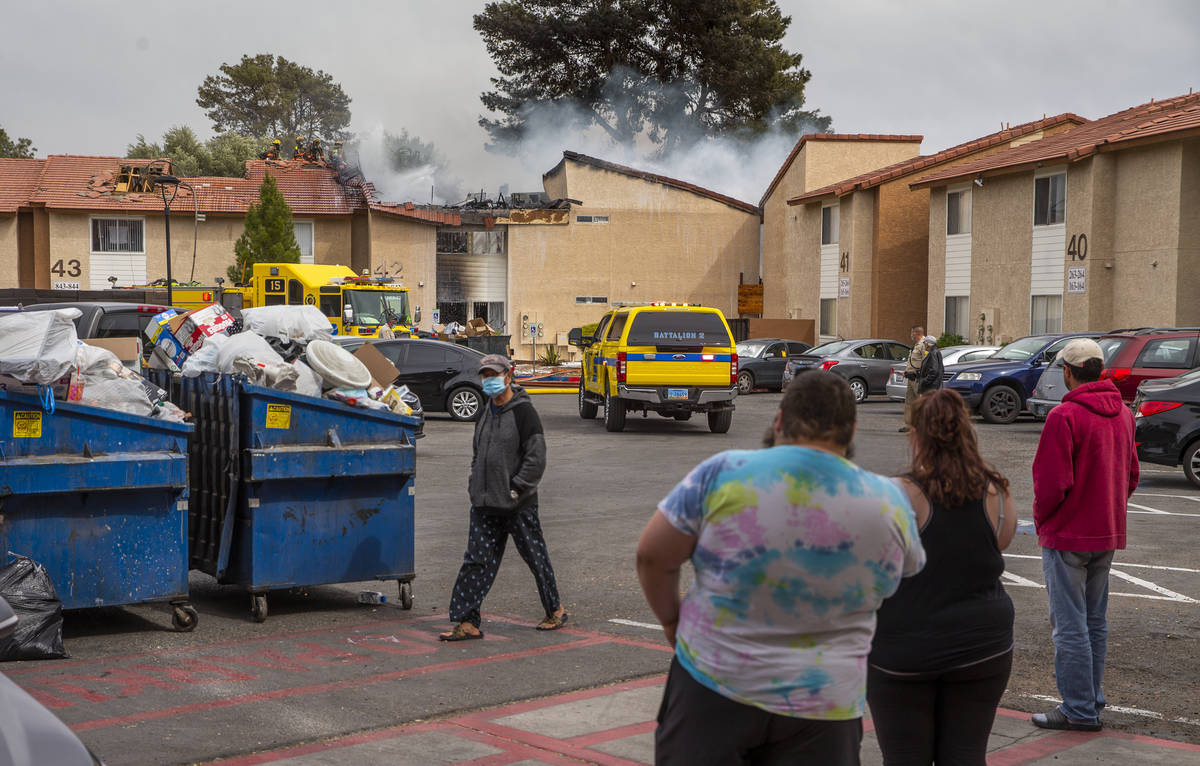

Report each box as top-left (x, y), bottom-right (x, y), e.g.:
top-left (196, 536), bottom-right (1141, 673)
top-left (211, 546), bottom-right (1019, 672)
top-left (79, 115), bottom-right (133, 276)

top-left (0, 555), bottom-right (68, 661)
top-left (265, 335), bottom-right (303, 362)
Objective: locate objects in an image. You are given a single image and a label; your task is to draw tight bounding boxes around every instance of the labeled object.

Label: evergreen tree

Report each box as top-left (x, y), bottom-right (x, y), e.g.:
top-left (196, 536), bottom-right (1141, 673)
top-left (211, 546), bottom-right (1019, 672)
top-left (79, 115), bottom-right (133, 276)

top-left (229, 174), bottom-right (301, 282)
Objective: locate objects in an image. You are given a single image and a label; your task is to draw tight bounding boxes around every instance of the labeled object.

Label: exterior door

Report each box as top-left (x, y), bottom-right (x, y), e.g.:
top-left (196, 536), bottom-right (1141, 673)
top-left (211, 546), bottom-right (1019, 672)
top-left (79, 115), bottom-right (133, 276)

top-left (582, 313), bottom-right (612, 394)
top-left (852, 342), bottom-right (892, 391)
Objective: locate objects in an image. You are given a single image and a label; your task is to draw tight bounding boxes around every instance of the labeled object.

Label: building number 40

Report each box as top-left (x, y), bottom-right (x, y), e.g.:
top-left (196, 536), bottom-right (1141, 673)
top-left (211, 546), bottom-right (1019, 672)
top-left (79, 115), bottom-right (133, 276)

top-left (1067, 234), bottom-right (1088, 261)
top-left (51, 259), bottom-right (82, 277)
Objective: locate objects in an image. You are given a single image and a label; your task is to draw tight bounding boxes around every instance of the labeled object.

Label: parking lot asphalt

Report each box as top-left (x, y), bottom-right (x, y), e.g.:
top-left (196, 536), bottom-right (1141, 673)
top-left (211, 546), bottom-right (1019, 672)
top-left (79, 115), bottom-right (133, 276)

top-left (7, 390), bottom-right (1199, 763)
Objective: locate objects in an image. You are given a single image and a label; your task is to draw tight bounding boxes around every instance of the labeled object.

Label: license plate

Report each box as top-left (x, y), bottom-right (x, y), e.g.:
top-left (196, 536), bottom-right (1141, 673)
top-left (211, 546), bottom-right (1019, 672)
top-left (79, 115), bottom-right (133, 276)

top-left (667, 388), bottom-right (689, 400)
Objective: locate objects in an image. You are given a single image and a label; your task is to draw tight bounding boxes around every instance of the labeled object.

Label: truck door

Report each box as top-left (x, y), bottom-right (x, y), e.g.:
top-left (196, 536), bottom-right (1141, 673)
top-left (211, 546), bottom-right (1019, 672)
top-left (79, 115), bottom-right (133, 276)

top-left (583, 314), bottom-right (612, 394)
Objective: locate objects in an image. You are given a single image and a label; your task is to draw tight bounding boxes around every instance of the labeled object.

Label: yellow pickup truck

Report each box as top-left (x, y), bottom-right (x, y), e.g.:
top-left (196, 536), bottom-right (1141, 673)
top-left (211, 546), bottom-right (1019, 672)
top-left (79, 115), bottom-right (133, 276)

top-left (568, 304), bottom-right (738, 433)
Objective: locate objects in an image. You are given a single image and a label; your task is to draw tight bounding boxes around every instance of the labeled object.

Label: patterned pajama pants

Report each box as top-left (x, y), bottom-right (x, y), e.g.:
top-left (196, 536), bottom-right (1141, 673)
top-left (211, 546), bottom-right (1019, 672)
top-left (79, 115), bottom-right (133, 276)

top-left (448, 505), bottom-right (561, 628)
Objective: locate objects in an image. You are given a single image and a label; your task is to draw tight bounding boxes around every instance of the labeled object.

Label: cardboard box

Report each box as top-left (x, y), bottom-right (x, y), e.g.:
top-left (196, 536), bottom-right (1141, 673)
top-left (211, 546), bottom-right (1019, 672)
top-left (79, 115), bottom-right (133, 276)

top-left (155, 330), bottom-right (189, 367)
top-left (145, 309), bottom-right (178, 343)
top-left (171, 304), bottom-right (234, 353)
top-left (85, 337), bottom-right (142, 367)
top-left (352, 343), bottom-right (401, 389)
top-left (465, 318), bottom-right (496, 337)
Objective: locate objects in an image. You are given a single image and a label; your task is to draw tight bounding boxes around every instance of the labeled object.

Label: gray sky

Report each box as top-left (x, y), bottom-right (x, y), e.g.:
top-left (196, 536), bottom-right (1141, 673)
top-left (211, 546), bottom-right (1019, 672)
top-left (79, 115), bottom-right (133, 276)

top-left (4, 0), bottom-right (1198, 202)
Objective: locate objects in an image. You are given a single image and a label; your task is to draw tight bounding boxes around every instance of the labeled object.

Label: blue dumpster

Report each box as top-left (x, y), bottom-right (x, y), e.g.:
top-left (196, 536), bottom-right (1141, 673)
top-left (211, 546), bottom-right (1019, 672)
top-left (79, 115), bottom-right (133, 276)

top-left (0, 390), bottom-right (196, 631)
top-left (170, 374), bottom-right (418, 622)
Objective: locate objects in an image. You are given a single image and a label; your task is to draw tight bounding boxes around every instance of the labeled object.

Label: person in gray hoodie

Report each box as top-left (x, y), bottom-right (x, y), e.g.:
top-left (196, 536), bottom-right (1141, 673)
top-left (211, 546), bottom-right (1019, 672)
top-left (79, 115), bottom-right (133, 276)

top-left (439, 354), bottom-right (568, 641)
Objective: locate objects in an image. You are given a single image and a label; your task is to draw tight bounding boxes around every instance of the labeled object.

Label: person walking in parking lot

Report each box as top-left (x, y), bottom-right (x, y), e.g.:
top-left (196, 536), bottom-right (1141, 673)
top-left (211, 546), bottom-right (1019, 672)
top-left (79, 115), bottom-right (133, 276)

top-left (1031, 338), bottom-right (1138, 731)
top-left (637, 371), bottom-right (925, 765)
top-left (901, 325), bottom-right (928, 432)
top-left (439, 354), bottom-right (568, 641)
top-left (918, 335), bottom-right (944, 395)
top-left (868, 388), bottom-right (1017, 765)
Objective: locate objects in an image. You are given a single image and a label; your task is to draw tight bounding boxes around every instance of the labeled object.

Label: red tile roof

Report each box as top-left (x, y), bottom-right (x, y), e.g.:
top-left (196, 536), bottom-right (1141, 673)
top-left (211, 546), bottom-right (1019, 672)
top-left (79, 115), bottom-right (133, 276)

top-left (759, 133), bottom-right (924, 207)
top-left (553, 151), bottom-right (760, 215)
top-left (0, 158), bottom-right (46, 214)
top-left (911, 92), bottom-right (1200, 188)
top-left (368, 201), bottom-right (462, 225)
top-left (0, 155), bottom-right (457, 224)
top-left (787, 114), bottom-right (1087, 204)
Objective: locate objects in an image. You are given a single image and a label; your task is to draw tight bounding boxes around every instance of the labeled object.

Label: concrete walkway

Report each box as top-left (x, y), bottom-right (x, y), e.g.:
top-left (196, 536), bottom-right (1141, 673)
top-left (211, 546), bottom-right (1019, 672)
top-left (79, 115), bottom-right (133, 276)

top-left (207, 674), bottom-right (1200, 765)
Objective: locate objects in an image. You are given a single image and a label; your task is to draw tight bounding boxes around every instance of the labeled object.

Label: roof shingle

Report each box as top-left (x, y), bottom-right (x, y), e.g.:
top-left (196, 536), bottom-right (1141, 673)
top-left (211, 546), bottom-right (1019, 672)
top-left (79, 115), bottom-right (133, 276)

top-left (0, 158), bottom-right (46, 214)
top-left (553, 151), bottom-right (760, 215)
top-left (759, 133), bottom-right (924, 207)
top-left (910, 92), bottom-right (1200, 188)
top-left (787, 114), bottom-right (1087, 205)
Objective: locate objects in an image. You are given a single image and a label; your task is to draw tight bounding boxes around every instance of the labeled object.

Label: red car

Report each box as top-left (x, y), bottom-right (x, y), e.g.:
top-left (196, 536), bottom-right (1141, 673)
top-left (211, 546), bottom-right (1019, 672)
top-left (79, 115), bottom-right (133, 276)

top-left (1098, 328), bottom-right (1200, 401)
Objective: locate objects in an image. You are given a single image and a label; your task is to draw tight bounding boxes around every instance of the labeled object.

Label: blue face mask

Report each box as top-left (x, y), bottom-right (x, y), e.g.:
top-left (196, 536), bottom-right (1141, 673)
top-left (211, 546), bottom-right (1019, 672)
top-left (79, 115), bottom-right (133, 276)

top-left (481, 376), bottom-right (508, 398)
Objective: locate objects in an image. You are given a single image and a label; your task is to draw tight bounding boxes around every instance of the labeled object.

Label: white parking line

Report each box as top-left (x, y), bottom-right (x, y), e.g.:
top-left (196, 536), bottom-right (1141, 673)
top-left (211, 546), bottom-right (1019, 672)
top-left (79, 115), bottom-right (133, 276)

top-left (1021, 694), bottom-right (1200, 727)
top-left (1109, 569), bottom-right (1199, 604)
top-left (1001, 572), bottom-right (1042, 588)
top-left (1135, 492), bottom-right (1200, 502)
top-left (1004, 553), bottom-right (1200, 574)
top-left (609, 618), bottom-right (661, 630)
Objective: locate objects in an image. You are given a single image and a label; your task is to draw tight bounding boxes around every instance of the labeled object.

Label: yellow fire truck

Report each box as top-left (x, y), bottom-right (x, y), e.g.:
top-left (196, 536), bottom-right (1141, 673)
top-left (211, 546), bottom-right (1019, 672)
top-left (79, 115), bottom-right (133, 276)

top-left (170, 263), bottom-right (418, 338)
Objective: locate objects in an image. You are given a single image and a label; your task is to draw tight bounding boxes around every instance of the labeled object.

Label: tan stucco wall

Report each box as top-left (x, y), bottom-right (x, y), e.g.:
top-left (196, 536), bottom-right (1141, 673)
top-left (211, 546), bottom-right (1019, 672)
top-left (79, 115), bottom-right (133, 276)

top-left (836, 191), bottom-right (876, 338)
top-left (0, 217), bottom-right (17, 289)
top-left (968, 172), bottom-right (1035, 343)
top-left (506, 161), bottom-right (760, 359)
top-left (543, 165), bottom-right (568, 201)
top-left (1178, 139), bottom-right (1200, 326)
top-left (761, 139), bottom-right (921, 318)
top-left (872, 181), bottom-right (930, 340)
top-left (310, 217), bottom-right (352, 268)
top-left (926, 188), bottom-right (948, 336)
top-left (367, 213), bottom-right (437, 329)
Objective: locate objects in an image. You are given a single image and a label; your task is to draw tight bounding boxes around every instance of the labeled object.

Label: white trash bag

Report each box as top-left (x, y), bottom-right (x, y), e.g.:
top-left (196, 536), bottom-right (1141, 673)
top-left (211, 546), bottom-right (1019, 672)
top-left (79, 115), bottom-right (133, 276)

top-left (241, 305), bottom-right (334, 343)
top-left (180, 332), bottom-right (228, 378)
top-left (0, 309), bottom-right (82, 385)
top-left (216, 332), bottom-right (285, 373)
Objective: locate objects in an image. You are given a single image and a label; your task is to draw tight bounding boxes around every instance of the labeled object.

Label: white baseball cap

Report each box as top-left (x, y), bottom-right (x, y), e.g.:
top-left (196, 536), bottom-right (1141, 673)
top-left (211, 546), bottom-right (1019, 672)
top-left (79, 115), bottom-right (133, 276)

top-left (1060, 338), bottom-right (1103, 367)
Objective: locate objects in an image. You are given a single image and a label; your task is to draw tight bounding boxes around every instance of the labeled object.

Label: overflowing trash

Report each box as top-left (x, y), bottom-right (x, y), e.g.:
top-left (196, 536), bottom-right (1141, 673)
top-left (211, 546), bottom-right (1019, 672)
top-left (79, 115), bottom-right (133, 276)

top-left (0, 303), bottom-right (415, 419)
top-left (434, 317), bottom-right (499, 339)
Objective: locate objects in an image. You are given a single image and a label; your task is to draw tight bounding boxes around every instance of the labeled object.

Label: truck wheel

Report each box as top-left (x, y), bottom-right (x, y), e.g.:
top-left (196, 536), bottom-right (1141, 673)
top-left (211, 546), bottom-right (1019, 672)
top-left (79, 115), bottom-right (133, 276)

top-left (981, 385), bottom-right (1021, 424)
top-left (578, 381), bottom-right (598, 419)
top-left (848, 377), bottom-right (868, 404)
top-left (448, 386), bottom-right (482, 421)
top-left (737, 371), bottom-right (755, 394)
top-left (707, 409), bottom-right (733, 433)
top-left (1183, 441), bottom-right (1200, 489)
top-left (604, 394), bottom-right (626, 432)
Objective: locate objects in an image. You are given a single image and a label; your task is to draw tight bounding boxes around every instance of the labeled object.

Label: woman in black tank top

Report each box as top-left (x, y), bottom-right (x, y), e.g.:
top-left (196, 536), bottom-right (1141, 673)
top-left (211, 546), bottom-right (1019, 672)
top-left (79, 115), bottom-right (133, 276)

top-left (868, 388), bottom-right (1018, 765)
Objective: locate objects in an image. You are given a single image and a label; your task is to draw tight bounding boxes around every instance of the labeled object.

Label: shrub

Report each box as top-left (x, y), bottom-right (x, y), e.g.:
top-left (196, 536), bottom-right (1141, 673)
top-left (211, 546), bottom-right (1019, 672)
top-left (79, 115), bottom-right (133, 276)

top-left (937, 332), bottom-right (966, 348)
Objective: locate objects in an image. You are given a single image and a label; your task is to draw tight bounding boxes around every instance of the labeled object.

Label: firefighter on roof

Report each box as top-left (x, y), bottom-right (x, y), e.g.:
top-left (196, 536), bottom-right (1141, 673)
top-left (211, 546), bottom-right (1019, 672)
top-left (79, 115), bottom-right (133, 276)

top-left (307, 137), bottom-right (325, 163)
top-left (292, 137), bottom-right (306, 160)
top-left (260, 139), bottom-right (282, 160)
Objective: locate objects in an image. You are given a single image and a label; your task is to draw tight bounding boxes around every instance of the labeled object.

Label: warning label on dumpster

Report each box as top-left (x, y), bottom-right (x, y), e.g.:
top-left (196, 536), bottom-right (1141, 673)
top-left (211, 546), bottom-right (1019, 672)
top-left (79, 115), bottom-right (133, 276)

top-left (13, 411), bottom-right (42, 438)
top-left (266, 404), bottom-right (292, 430)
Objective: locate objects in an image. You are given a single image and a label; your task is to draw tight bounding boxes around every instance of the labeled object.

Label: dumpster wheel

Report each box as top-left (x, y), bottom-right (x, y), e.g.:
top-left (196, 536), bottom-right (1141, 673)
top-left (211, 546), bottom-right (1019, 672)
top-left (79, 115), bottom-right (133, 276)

top-left (398, 581), bottom-right (414, 610)
top-left (251, 594), bottom-right (268, 623)
top-left (172, 604), bottom-right (199, 632)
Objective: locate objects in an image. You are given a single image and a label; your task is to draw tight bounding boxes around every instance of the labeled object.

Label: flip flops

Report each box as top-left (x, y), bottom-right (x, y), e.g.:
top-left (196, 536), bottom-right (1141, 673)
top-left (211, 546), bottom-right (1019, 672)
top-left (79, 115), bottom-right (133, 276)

top-left (438, 624), bottom-right (484, 641)
top-left (536, 611), bottom-right (569, 631)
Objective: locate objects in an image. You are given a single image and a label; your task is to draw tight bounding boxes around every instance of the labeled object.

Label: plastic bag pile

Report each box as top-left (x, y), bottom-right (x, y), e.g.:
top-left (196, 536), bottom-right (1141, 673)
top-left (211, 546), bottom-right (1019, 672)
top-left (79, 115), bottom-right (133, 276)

top-left (0, 304), bottom-right (413, 419)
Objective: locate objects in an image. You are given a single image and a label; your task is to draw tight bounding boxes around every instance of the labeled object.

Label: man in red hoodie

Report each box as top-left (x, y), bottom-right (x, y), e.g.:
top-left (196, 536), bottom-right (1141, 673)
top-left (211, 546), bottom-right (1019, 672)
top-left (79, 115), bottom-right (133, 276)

top-left (1031, 338), bottom-right (1138, 732)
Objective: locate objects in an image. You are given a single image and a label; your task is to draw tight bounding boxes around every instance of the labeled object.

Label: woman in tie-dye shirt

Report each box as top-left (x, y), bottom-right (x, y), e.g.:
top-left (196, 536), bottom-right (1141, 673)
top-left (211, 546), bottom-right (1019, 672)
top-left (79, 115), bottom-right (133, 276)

top-left (638, 372), bottom-right (924, 765)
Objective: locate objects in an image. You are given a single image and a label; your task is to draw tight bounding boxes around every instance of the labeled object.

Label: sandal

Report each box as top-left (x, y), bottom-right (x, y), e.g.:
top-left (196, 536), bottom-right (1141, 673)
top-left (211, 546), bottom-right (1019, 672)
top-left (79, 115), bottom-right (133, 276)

top-left (536, 611), bottom-right (569, 631)
top-left (438, 624), bottom-right (484, 642)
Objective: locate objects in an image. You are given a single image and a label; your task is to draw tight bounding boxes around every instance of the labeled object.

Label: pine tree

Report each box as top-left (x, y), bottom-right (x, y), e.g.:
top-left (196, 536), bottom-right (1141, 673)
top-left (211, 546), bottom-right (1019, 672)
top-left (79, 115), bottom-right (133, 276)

top-left (229, 174), bottom-right (301, 282)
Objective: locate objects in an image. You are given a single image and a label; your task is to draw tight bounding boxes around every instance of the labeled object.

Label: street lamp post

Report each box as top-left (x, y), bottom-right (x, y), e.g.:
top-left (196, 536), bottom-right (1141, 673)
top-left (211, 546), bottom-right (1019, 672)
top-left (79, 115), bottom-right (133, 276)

top-left (152, 175), bottom-right (181, 306)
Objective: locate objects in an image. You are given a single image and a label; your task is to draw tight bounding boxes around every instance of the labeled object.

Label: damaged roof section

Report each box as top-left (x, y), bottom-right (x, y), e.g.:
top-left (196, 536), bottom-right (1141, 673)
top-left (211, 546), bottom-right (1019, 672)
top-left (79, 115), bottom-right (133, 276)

top-left (551, 150), bottom-right (761, 216)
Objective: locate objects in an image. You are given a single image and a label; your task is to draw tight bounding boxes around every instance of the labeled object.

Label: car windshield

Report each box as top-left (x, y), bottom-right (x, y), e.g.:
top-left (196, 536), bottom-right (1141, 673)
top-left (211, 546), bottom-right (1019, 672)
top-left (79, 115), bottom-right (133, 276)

top-left (736, 341), bottom-right (770, 358)
top-left (807, 340), bottom-right (853, 356)
top-left (990, 335), bottom-right (1056, 361)
top-left (346, 289), bottom-right (411, 327)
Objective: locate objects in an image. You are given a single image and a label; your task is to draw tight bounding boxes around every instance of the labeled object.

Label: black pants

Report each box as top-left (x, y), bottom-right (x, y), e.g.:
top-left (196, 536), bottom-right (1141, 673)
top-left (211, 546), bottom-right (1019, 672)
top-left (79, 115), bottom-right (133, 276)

top-left (866, 651), bottom-right (1013, 766)
top-left (656, 656), bottom-right (863, 766)
top-left (448, 505), bottom-right (560, 628)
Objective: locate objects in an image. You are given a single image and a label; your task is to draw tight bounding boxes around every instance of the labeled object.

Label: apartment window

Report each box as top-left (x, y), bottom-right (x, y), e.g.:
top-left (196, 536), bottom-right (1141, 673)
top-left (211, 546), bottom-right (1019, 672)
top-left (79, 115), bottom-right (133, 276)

top-left (1034, 173), bottom-right (1066, 226)
top-left (576, 215), bottom-right (609, 223)
top-left (91, 218), bottom-right (144, 253)
top-left (575, 296), bottom-right (609, 304)
top-left (945, 296), bottom-right (969, 338)
top-left (293, 221), bottom-right (314, 264)
top-left (947, 190), bottom-right (971, 235)
top-left (819, 298), bottom-right (837, 336)
top-left (436, 231), bottom-right (469, 253)
top-left (821, 205), bottom-right (839, 245)
top-left (472, 230), bottom-right (505, 254)
top-left (1030, 295), bottom-right (1063, 334)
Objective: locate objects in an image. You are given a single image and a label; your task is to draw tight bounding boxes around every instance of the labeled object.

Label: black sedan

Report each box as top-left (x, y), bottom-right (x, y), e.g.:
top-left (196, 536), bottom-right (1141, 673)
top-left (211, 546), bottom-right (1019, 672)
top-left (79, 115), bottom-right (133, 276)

top-left (735, 338), bottom-right (812, 393)
top-left (340, 338), bottom-right (487, 421)
top-left (1133, 367), bottom-right (1200, 487)
top-left (783, 339), bottom-right (912, 403)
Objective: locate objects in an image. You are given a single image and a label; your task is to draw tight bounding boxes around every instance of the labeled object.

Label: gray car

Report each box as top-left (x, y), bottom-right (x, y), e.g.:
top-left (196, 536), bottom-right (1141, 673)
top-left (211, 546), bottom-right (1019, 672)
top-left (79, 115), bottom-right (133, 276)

top-left (885, 345), bottom-right (1001, 401)
top-left (784, 339), bottom-right (911, 403)
top-left (1027, 337), bottom-right (1128, 419)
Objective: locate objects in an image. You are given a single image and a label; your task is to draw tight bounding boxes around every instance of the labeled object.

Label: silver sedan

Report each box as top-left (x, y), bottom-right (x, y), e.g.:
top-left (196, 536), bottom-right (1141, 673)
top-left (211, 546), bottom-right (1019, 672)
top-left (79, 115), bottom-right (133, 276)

top-left (885, 345), bottom-right (1001, 401)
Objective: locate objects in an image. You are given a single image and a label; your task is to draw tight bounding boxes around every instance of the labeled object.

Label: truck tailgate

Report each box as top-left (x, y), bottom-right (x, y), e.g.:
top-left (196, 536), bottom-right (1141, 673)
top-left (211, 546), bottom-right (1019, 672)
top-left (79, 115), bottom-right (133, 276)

top-left (625, 350), bottom-right (732, 387)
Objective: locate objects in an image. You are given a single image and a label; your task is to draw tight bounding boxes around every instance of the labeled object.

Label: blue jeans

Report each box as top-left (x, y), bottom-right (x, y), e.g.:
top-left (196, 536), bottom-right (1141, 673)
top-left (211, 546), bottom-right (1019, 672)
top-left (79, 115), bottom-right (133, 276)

top-left (1041, 548), bottom-right (1114, 723)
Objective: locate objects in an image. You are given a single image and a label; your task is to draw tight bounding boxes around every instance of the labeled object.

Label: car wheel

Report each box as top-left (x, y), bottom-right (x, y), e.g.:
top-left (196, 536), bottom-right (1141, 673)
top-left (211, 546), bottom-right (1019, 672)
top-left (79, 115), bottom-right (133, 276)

top-left (578, 380), bottom-right (598, 419)
top-left (707, 409), bottom-right (733, 433)
top-left (981, 385), bottom-right (1021, 424)
top-left (448, 386), bottom-right (483, 421)
top-left (603, 393), bottom-right (626, 432)
top-left (1183, 441), bottom-right (1200, 489)
top-left (737, 371), bottom-right (755, 394)
top-left (848, 377), bottom-right (868, 404)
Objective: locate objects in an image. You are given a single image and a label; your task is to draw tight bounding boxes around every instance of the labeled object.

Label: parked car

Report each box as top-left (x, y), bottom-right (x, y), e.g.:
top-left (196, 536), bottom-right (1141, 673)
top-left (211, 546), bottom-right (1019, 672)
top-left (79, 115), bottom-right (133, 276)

top-left (19, 301), bottom-right (175, 348)
top-left (0, 596), bottom-right (105, 765)
top-left (885, 345), bottom-right (1000, 401)
top-left (341, 338), bottom-right (487, 421)
top-left (783, 339), bottom-right (911, 403)
top-left (735, 338), bottom-right (812, 393)
top-left (1025, 332), bottom-right (1170, 418)
top-left (1133, 368), bottom-right (1200, 487)
top-left (943, 332), bottom-right (1102, 424)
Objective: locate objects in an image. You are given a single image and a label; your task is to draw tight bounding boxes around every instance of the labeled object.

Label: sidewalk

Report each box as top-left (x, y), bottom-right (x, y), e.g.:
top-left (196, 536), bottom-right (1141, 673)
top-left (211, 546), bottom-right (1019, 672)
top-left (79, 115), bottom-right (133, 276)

top-left (208, 674), bottom-right (1200, 765)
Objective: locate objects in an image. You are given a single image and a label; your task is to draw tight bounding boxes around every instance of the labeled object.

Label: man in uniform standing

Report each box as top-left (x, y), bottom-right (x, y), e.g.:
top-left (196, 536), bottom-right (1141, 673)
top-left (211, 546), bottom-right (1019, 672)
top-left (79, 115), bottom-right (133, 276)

top-left (900, 325), bottom-right (928, 432)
